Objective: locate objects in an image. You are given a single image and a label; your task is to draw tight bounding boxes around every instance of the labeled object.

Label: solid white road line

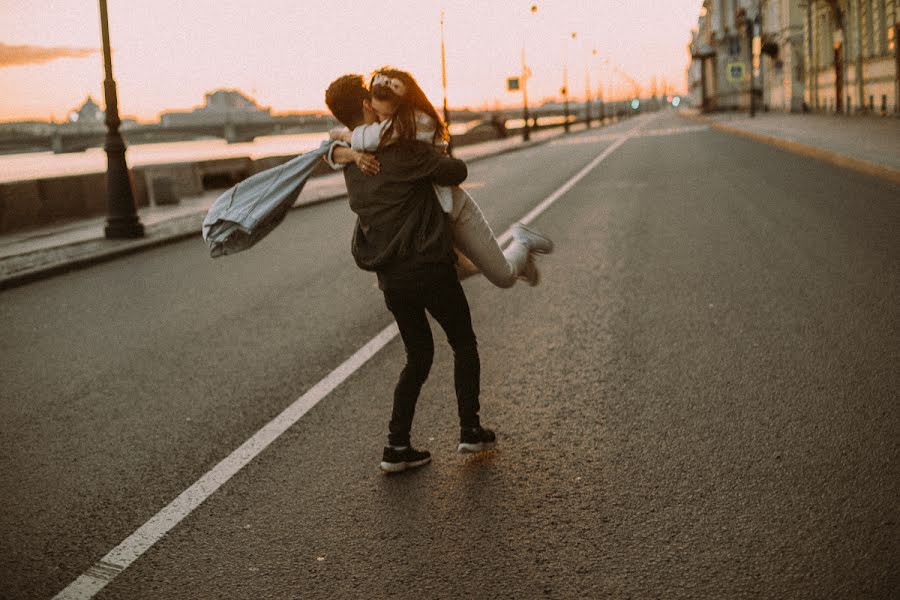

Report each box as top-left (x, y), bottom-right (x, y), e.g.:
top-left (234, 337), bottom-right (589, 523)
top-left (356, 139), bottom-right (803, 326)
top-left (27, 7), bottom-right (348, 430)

top-left (54, 325), bottom-right (399, 600)
top-left (52, 112), bottom-right (657, 600)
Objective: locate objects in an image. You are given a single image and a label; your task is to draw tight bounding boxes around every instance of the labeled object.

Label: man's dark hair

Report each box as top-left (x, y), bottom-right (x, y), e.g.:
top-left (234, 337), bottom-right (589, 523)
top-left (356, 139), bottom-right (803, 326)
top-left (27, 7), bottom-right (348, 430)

top-left (325, 74), bottom-right (369, 128)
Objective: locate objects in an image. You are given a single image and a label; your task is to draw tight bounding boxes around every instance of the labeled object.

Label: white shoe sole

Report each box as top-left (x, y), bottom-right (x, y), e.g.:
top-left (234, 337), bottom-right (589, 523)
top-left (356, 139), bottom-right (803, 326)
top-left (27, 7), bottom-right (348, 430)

top-left (379, 457), bottom-right (431, 473)
top-left (457, 441), bottom-right (496, 453)
top-left (513, 225), bottom-right (554, 254)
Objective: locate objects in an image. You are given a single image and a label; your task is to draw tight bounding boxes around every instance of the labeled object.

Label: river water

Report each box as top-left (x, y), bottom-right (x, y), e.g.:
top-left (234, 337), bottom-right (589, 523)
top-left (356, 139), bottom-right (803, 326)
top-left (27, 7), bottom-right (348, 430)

top-left (0, 121), bottom-right (492, 183)
top-left (0, 132), bottom-right (331, 184)
top-left (0, 120), bottom-right (494, 184)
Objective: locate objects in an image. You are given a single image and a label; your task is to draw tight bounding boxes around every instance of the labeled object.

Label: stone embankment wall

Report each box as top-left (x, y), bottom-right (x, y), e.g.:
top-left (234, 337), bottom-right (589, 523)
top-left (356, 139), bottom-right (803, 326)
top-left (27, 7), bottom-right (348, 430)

top-left (0, 154), bottom-right (330, 234)
top-left (0, 124), bottom-right (517, 234)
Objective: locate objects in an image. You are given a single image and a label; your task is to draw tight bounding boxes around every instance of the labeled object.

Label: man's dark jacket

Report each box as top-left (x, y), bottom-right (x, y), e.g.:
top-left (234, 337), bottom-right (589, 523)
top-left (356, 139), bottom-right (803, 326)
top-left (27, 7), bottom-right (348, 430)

top-left (343, 141), bottom-right (467, 288)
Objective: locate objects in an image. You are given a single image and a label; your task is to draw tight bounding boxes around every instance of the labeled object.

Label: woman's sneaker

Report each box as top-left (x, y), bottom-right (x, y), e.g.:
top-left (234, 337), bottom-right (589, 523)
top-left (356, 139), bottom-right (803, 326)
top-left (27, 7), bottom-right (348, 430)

top-left (512, 223), bottom-right (554, 254)
top-left (380, 446), bottom-right (432, 473)
top-left (458, 426), bottom-right (497, 453)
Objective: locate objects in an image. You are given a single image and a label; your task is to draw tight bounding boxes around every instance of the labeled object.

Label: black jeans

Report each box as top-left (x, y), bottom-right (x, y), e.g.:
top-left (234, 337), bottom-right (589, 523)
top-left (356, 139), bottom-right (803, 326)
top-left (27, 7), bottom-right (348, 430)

top-left (382, 265), bottom-right (480, 447)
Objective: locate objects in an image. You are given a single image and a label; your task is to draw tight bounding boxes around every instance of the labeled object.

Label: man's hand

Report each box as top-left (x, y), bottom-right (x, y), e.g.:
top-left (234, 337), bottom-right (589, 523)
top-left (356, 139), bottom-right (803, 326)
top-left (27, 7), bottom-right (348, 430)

top-left (354, 151), bottom-right (380, 176)
top-left (329, 126), bottom-right (352, 142)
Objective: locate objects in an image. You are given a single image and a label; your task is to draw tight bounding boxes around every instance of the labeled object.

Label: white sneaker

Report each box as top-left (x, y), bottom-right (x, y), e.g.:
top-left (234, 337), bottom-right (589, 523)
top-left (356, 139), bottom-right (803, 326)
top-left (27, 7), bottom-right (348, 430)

top-left (518, 253), bottom-right (540, 287)
top-left (512, 223), bottom-right (554, 254)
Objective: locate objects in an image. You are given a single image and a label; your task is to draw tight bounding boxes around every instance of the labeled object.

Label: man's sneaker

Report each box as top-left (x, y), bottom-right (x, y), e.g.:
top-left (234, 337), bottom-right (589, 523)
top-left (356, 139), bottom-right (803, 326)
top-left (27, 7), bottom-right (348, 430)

top-left (518, 253), bottom-right (540, 286)
top-left (512, 223), bottom-right (554, 254)
top-left (379, 446), bottom-right (432, 473)
top-left (458, 426), bottom-right (497, 453)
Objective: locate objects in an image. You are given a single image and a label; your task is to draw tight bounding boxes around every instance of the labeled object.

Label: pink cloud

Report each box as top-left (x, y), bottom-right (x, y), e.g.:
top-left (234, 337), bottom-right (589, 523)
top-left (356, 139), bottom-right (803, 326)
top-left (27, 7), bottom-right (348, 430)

top-left (0, 43), bottom-right (99, 68)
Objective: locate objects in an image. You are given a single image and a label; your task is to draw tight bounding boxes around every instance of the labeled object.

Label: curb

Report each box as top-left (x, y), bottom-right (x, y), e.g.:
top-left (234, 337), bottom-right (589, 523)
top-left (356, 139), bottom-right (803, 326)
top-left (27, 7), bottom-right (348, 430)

top-left (0, 128), bottom-right (581, 292)
top-left (680, 112), bottom-right (900, 185)
top-left (0, 189), bottom-right (348, 292)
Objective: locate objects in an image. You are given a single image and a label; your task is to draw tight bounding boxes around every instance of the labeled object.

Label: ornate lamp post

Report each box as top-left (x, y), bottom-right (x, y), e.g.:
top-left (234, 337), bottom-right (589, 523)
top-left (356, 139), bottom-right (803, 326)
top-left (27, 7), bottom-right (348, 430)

top-left (585, 48), bottom-right (597, 128)
top-left (440, 10), bottom-right (453, 156)
top-left (521, 3), bottom-right (538, 142)
top-left (563, 32), bottom-right (576, 133)
top-left (99, 0), bottom-right (144, 239)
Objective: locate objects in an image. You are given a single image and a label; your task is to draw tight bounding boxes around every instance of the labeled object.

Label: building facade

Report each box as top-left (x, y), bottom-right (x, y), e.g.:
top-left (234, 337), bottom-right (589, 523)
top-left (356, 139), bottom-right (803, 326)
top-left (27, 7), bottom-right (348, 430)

top-left (805, 0), bottom-right (899, 114)
top-left (689, 0), bottom-right (899, 113)
top-left (690, 0), bottom-right (760, 111)
top-left (760, 0), bottom-right (806, 111)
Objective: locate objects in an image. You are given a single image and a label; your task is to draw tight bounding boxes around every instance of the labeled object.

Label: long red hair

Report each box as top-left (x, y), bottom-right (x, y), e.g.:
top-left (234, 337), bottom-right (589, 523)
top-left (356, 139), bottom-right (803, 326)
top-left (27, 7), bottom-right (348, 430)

top-left (369, 67), bottom-right (449, 149)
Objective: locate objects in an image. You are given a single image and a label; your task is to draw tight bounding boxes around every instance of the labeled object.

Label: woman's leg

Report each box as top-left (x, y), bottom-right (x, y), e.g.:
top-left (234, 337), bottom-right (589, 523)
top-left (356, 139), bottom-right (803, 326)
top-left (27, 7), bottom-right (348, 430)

top-left (448, 186), bottom-right (529, 288)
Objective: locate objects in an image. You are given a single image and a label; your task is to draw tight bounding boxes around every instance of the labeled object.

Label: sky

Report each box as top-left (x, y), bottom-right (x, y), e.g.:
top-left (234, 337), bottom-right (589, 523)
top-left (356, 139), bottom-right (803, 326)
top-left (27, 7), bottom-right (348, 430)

top-left (0, 0), bottom-right (701, 122)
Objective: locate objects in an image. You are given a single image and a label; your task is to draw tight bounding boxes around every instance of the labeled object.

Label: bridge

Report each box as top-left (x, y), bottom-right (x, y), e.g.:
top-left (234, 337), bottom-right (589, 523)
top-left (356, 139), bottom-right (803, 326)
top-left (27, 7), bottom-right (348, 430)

top-left (0, 115), bottom-right (339, 154)
top-left (1, 100), bottom-right (649, 155)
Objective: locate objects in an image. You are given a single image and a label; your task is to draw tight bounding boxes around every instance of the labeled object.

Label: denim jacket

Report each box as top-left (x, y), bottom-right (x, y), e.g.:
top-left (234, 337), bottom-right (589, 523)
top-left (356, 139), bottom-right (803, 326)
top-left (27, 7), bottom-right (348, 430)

top-left (202, 140), bottom-right (336, 257)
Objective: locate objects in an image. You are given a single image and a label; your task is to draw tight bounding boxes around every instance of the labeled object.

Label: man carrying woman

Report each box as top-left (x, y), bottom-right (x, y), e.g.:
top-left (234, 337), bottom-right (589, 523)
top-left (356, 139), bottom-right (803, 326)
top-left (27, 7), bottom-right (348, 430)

top-left (324, 71), bottom-right (553, 473)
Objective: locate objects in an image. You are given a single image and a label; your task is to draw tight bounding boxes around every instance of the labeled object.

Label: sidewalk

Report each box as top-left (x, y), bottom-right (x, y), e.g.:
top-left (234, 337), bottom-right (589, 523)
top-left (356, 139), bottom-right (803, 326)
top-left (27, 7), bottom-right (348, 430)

top-left (681, 109), bottom-right (900, 182)
top-left (0, 124), bottom-right (587, 290)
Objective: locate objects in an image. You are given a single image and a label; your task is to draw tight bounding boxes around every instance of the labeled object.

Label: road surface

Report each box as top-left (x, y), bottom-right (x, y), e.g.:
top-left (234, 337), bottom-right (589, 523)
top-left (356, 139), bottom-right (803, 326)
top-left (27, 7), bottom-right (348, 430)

top-left (1, 111), bottom-right (897, 599)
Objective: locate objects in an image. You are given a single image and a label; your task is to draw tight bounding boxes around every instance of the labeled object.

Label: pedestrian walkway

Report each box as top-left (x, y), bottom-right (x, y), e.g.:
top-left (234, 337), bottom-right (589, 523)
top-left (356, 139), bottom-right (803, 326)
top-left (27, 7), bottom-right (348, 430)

top-left (0, 123), bottom-right (590, 290)
top-left (681, 109), bottom-right (900, 181)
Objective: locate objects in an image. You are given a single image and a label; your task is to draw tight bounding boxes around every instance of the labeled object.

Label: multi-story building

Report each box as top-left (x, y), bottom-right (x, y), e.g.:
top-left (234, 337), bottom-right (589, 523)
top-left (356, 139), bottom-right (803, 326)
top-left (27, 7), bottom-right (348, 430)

top-left (805, 0), bottom-right (899, 114)
top-left (759, 0), bottom-right (806, 111)
top-left (689, 0), bottom-right (899, 114)
top-left (688, 16), bottom-right (712, 107)
top-left (689, 0), bottom-right (759, 111)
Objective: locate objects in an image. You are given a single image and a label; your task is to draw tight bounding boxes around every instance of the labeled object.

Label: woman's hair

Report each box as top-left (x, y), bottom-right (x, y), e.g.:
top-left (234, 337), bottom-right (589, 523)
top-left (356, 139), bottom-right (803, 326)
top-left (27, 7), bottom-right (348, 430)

top-left (369, 67), bottom-right (449, 149)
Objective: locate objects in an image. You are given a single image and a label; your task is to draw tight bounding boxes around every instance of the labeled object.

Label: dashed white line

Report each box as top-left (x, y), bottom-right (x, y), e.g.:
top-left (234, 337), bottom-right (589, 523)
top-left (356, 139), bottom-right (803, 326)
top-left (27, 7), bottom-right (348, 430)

top-left (51, 112), bottom-right (658, 600)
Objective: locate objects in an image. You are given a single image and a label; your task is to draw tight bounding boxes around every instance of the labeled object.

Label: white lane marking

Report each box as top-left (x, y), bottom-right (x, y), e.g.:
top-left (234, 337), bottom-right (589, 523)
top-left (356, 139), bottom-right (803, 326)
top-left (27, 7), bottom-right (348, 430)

top-left (51, 112), bottom-right (657, 600)
top-left (53, 324), bottom-right (399, 600)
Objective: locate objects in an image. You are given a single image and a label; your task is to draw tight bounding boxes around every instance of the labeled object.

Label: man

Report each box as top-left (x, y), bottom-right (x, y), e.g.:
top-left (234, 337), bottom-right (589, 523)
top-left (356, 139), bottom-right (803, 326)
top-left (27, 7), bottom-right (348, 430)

top-left (324, 74), bottom-right (496, 473)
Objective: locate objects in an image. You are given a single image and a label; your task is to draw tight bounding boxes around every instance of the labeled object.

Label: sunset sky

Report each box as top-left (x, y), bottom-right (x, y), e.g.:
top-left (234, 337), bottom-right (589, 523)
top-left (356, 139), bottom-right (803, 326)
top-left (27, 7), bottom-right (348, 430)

top-left (1, 1), bottom-right (701, 122)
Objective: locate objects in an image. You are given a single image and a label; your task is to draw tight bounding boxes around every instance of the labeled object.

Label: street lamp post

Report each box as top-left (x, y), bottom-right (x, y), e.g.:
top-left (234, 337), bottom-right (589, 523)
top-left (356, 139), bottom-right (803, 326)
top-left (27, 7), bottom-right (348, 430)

top-left (440, 10), bottom-right (453, 155)
top-left (98, 0), bottom-right (143, 239)
top-left (562, 63), bottom-right (570, 133)
top-left (521, 46), bottom-right (531, 142)
top-left (747, 15), bottom-right (755, 117)
top-left (563, 32), bottom-right (576, 133)
top-left (599, 57), bottom-right (609, 124)
top-left (521, 4), bottom-right (538, 142)
top-left (584, 66), bottom-right (591, 128)
top-left (585, 48), bottom-right (597, 128)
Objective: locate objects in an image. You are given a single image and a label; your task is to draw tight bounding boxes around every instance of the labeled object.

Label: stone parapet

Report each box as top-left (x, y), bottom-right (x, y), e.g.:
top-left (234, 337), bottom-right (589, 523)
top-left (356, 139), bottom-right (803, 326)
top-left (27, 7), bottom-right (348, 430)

top-left (0, 122), bottom-right (541, 235)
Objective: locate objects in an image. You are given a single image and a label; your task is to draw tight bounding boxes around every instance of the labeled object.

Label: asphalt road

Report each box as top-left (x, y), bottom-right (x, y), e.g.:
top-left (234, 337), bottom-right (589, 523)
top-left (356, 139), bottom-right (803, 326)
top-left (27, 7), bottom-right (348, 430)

top-left (1, 111), bottom-right (897, 599)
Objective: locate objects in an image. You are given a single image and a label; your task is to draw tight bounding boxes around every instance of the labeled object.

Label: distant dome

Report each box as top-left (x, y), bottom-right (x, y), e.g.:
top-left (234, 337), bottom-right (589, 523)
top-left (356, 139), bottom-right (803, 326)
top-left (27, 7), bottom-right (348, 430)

top-left (69, 96), bottom-right (104, 123)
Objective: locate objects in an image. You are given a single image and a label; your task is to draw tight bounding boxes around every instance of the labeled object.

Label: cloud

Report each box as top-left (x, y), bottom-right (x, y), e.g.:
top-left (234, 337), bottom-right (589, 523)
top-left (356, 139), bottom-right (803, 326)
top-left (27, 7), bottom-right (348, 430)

top-left (0, 43), bottom-right (99, 68)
